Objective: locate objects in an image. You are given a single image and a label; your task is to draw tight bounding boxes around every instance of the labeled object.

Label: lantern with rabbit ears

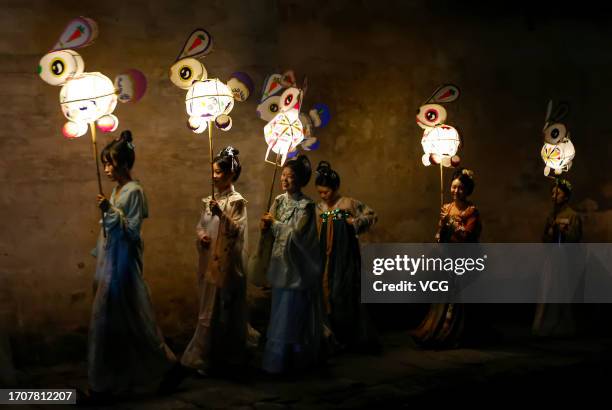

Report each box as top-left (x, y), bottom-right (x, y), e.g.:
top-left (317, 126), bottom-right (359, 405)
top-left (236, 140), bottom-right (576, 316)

top-left (169, 28), bottom-right (253, 198)
top-left (38, 17), bottom-right (147, 140)
top-left (416, 84), bottom-right (461, 168)
top-left (257, 70), bottom-right (330, 156)
top-left (169, 29), bottom-right (253, 134)
top-left (541, 100), bottom-right (575, 177)
top-left (38, 16), bottom-right (147, 236)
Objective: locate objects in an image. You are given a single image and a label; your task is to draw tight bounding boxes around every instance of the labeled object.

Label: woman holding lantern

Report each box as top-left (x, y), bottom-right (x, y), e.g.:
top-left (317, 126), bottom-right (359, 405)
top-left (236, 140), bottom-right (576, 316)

top-left (411, 167), bottom-right (482, 349)
top-left (181, 146), bottom-right (250, 375)
top-left (314, 161), bottom-right (380, 352)
top-left (87, 131), bottom-right (179, 401)
top-left (259, 155), bottom-right (323, 374)
top-left (532, 178), bottom-right (582, 338)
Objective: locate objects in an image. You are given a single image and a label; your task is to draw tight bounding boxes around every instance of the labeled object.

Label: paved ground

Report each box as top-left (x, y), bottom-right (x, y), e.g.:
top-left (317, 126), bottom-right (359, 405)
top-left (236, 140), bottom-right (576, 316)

top-left (8, 327), bottom-right (612, 409)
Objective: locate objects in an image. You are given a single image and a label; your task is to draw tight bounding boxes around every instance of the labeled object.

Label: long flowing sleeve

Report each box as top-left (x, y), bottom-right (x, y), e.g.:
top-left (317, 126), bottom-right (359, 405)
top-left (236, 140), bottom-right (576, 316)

top-left (352, 199), bottom-right (377, 235)
top-left (103, 188), bottom-right (147, 243)
top-left (209, 198), bottom-right (248, 288)
top-left (267, 196), bottom-right (321, 290)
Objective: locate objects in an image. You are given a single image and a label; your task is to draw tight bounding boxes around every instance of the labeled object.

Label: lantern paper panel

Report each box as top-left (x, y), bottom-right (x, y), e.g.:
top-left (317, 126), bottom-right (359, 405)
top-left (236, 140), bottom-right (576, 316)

top-left (421, 125), bottom-right (460, 167)
top-left (541, 140), bottom-right (575, 176)
top-left (186, 78), bottom-right (234, 123)
top-left (264, 108), bottom-right (304, 166)
top-left (60, 72), bottom-right (117, 124)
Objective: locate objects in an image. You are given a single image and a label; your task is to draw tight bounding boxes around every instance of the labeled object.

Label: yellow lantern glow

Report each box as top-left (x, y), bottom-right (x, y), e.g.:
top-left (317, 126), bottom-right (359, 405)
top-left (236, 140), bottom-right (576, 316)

top-left (264, 108), bottom-right (304, 166)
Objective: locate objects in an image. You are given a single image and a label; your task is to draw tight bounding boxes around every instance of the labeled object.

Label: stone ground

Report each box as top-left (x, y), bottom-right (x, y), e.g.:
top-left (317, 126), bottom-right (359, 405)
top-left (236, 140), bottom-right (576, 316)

top-left (6, 326), bottom-right (612, 409)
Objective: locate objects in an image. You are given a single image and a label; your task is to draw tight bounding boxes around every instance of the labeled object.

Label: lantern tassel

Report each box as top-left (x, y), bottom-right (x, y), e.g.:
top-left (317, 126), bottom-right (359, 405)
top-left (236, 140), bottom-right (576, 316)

top-left (89, 122), bottom-right (106, 238)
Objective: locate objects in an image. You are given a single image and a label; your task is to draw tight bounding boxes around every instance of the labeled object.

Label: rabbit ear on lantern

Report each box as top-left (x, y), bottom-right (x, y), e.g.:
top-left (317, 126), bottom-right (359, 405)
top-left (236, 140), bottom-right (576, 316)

top-left (261, 74), bottom-right (284, 102)
top-left (176, 29), bottom-right (213, 61)
top-left (301, 75), bottom-right (309, 97)
top-left (52, 17), bottom-right (98, 51)
top-left (426, 84), bottom-right (460, 104)
top-left (280, 70), bottom-right (297, 87)
top-left (544, 99), bottom-right (554, 128)
top-left (550, 102), bottom-right (570, 123)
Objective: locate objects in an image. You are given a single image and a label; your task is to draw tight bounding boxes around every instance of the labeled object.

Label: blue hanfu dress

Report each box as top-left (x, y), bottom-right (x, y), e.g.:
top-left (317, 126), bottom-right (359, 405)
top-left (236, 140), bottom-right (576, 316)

top-left (89, 180), bottom-right (176, 393)
top-left (261, 192), bottom-right (323, 374)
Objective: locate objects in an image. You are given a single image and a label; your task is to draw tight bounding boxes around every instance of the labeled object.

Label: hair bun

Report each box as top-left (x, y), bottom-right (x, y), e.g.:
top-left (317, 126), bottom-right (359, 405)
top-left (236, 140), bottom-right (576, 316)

top-left (316, 160), bottom-right (332, 172)
top-left (121, 130), bottom-right (133, 143)
top-left (219, 146), bottom-right (239, 157)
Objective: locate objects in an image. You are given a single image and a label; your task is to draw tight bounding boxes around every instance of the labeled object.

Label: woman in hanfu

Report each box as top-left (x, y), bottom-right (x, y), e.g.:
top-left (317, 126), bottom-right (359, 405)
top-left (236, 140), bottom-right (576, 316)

top-left (259, 155), bottom-right (323, 374)
top-left (314, 161), bottom-right (380, 352)
top-left (532, 178), bottom-right (582, 337)
top-left (411, 167), bottom-right (482, 349)
top-left (181, 146), bottom-right (250, 375)
top-left (87, 131), bottom-right (179, 401)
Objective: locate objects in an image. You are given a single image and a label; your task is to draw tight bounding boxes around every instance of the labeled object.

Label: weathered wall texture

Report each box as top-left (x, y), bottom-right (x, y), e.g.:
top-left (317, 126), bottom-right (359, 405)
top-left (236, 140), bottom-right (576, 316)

top-left (1, 0), bottom-right (611, 362)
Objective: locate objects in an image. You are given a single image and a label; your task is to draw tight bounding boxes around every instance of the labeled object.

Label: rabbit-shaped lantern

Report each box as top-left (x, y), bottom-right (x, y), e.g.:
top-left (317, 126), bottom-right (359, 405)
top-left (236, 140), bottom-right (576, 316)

top-left (38, 17), bottom-right (146, 139)
top-left (540, 100), bottom-right (575, 177)
top-left (416, 84), bottom-right (461, 168)
top-left (257, 70), bottom-right (330, 155)
top-left (169, 29), bottom-right (253, 134)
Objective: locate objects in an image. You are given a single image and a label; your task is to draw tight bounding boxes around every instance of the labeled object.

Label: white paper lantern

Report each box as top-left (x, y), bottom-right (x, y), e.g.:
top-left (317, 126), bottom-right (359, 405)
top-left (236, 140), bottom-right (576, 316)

top-left (541, 140), bottom-right (575, 176)
top-left (60, 72), bottom-right (117, 124)
top-left (185, 78), bottom-right (234, 121)
top-left (421, 125), bottom-right (460, 165)
top-left (264, 108), bottom-right (304, 165)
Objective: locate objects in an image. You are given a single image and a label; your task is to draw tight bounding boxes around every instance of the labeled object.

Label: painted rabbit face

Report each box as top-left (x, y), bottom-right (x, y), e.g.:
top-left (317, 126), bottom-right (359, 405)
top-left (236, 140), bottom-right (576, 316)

top-left (416, 103), bottom-right (447, 129)
top-left (171, 29), bottom-right (251, 134)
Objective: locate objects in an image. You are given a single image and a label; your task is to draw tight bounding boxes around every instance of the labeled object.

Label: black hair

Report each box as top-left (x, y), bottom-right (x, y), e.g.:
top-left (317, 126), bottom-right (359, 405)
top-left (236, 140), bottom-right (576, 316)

top-left (554, 178), bottom-right (572, 200)
top-left (101, 130), bottom-right (135, 170)
top-left (451, 167), bottom-right (475, 196)
top-left (283, 154), bottom-right (312, 188)
top-left (315, 161), bottom-right (340, 190)
top-left (213, 146), bottom-right (242, 182)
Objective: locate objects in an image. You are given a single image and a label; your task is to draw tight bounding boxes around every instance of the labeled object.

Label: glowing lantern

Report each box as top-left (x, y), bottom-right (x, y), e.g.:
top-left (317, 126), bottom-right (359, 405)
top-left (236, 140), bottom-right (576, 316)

top-left (541, 141), bottom-right (575, 176)
top-left (60, 72), bottom-right (117, 124)
top-left (421, 125), bottom-right (461, 167)
top-left (185, 78), bottom-right (234, 134)
top-left (264, 108), bottom-right (304, 166)
top-left (540, 101), bottom-right (575, 176)
top-left (416, 85), bottom-right (461, 168)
